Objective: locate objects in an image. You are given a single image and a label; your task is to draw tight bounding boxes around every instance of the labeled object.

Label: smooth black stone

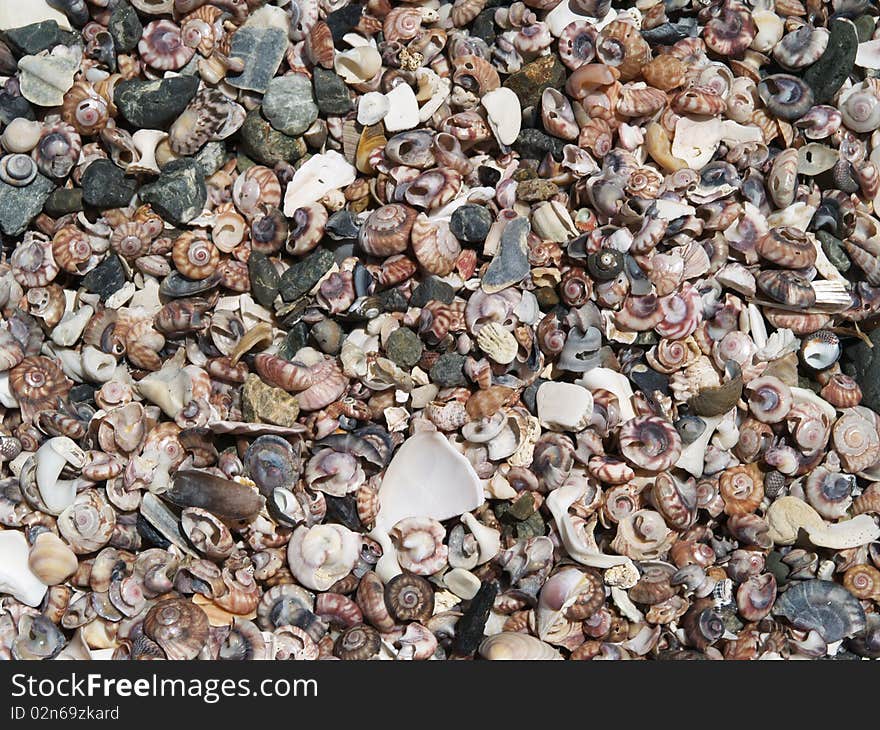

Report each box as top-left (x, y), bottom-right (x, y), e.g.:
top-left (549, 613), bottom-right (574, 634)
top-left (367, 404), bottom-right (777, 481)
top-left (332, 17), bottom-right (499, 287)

top-left (849, 326), bottom-right (880, 413)
top-left (4, 21), bottom-right (63, 55)
top-left (326, 4), bottom-right (363, 44)
top-left (477, 165), bottom-right (501, 187)
top-left (450, 204), bottom-right (493, 244)
top-left (44, 187), bottom-right (83, 217)
top-left (452, 582), bottom-right (498, 657)
top-left (313, 67), bottom-right (353, 115)
top-left (522, 377), bottom-right (548, 414)
top-left (410, 277), bottom-right (454, 307)
top-left (804, 18), bottom-right (858, 104)
top-left (323, 495), bottom-right (362, 532)
top-left (138, 158), bottom-right (206, 226)
top-left (471, 9), bottom-right (496, 44)
top-left (84, 159), bottom-right (138, 211)
top-left (108, 1), bottom-right (142, 52)
top-left (82, 255), bottom-right (126, 298)
top-left (114, 76), bottom-right (199, 129)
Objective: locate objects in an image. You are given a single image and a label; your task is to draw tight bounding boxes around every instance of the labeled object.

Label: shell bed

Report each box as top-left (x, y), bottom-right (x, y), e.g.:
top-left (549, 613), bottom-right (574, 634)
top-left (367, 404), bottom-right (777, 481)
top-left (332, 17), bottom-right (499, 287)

top-left (1, 0), bottom-right (880, 661)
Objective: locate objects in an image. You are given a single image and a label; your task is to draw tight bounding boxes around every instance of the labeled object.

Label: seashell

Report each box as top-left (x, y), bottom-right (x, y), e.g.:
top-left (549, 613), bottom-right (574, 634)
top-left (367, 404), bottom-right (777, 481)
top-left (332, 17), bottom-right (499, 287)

top-left (756, 226), bottom-right (817, 268)
top-left (619, 416), bottom-right (682, 472)
top-left (334, 46), bottom-right (382, 84)
top-left (719, 462), bottom-right (763, 516)
top-left (611, 509), bottom-right (676, 561)
top-left (618, 84), bottom-right (667, 117)
top-left (756, 269), bottom-right (816, 307)
top-left (833, 408), bottom-right (880, 474)
top-left (383, 83), bottom-right (420, 133)
top-left (453, 55), bottom-right (500, 95)
top-left (139, 19), bottom-right (196, 70)
top-left (0, 531), bottom-right (47, 608)
top-left (0, 154), bottom-right (38, 187)
top-left (820, 374), bottom-right (861, 408)
top-left (558, 21), bottom-right (597, 71)
top-left (384, 572), bottom-right (434, 622)
top-left (28, 531), bottom-right (78, 586)
top-left (479, 632), bottom-right (562, 660)
top-left (671, 86), bottom-right (726, 117)
top-left (164, 470), bottom-right (265, 520)
top-left (334, 625), bottom-right (381, 660)
top-left (61, 81), bottom-right (109, 137)
top-left (703, 2), bottom-right (756, 58)
top-left (1, 118), bottom-right (42, 154)
top-left (32, 121), bottom-right (81, 179)
top-left (482, 87), bottom-right (522, 146)
top-left (773, 580), bottom-right (865, 643)
top-left (35, 436), bottom-right (85, 515)
top-left (18, 52), bottom-right (78, 107)
top-left (359, 203), bottom-right (417, 257)
top-left (839, 81), bottom-right (880, 134)
top-left (9, 355), bottom-right (72, 424)
top-left (595, 20), bottom-right (650, 82)
top-left (306, 20), bottom-right (334, 69)
top-left (536, 381), bottom-right (593, 432)
top-left (57, 489), bottom-right (116, 554)
top-left (357, 91), bottom-right (390, 126)
top-left (143, 598), bottom-right (209, 660)
top-left (172, 232), bottom-right (219, 280)
top-left (411, 214), bottom-right (461, 276)
top-left (170, 87), bottom-right (245, 156)
top-left (287, 523), bottom-right (361, 591)
top-left (476, 322), bottom-right (519, 365)
top-left (390, 517), bottom-right (448, 575)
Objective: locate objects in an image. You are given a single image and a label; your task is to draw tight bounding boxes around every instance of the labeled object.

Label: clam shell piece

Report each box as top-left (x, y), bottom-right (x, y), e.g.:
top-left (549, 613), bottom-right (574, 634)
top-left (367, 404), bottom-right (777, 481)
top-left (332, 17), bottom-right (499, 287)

top-left (372, 431), bottom-right (484, 532)
top-left (283, 151), bottom-right (357, 216)
top-left (18, 53), bottom-right (78, 107)
top-left (482, 87), bottom-right (522, 146)
top-left (28, 531), bottom-right (77, 585)
top-left (164, 470), bottom-right (265, 520)
top-left (479, 632), bottom-right (562, 660)
top-left (537, 381), bottom-right (593, 432)
top-left (0, 531), bottom-right (47, 607)
top-left (773, 580), bottom-right (865, 643)
top-left (383, 83), bottom-right (420, 133)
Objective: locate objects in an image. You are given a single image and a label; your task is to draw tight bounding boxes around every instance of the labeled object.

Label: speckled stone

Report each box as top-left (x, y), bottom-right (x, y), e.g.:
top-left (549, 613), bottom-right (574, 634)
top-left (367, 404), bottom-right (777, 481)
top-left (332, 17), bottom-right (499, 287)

top-left (0, 91), bottom-right (34, 126)
top-left (377, 288), bottom-right (408, 313)
top-left (193, 141), bottom-right (227, 178)
top-left (108, 2), bottom-right (142, 53)
top-left (385, 328), bottom-right (423, 369)
top-left (313, 68), bottom-right (354, 115)
top-left (226, 26), bottom-right (288, 93)
top-left (248, 251), bottom-right (280, 308)
top-left (452, 581), bottom-right (497, 657)
top-left (138, 158), bottom-right (206, 226)
top-left (81, 159), bottom-right (137, 209)
top-left (482, 216), bottom-right (530, 293)
top-left (450, 204), bottom-right (492, 243)
top-left (239, 109), bottom-right (307, 166)
top-left (311, 318), bottom-right (344, 355)
top-left (855, 15), bottom-right (876, 42)
top-left (804, 18), bottom-right (858, 104)
top-left (503, 55), bottom-right (566, 108)
top-left (817, 231), bottom-right (850, 273)
top-left (43, 187), bottom-right (83, 217)
top-left (429, 352), bottom-right (467, 387)
top-left (82, 255), bottom-right (126, 299)
top-left (471, 9), bottom-right (496, 44)
top-left (410, 276), bottom-right (455, 307)
top-left (114, 76), bottom-right (199, 129)
top-left (262, 74), bottom-right (319, 136)
top-left (242, 374), bottom-right (300, 427)
top-left (0, 173), bottom-right (53, 236)
top-left (513, 128), bottom-right (566, 161)
top-left (279, 248), bottom-right (334, 301)
top-left (516, 178), bottom-right (559, 202)
top-left (278, 322), bottom-right (310, 360)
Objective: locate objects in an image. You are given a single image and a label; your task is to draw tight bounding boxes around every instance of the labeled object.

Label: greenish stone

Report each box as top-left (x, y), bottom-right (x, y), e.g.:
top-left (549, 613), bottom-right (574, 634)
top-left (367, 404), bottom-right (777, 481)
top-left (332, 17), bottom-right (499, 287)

top-left (410, 277), bottom-right (454, 308)
top-left (816, 230), bottom-right (850, 273)
top-left (508, 492), bottom-right (536, 520)
top-left (44, 187), bottom-right (83, 217)
top-left (482, 216), bottom-right (530, 293)
top-left (534, 286), bottom-right (559, 308)
top-left (278, 322), bottom-right (310, 360)
top-left (279, 248), bottom-right (334, 301)
top-left (5, 21), bottom-right (64, 55)
top-left (108, 2), bottom-right (142, 52)
top-left (239, 109), bottom-right (307, 166)
top-left (138, 158), bottom-right (206, 226)
top-left (81, 159), bottom-right (137, 209)
top-left (248, 251), bottom-right (280, 308)
top-left (503, 55), bottom-right (566, 108)
top-left (262, 74), bottom-right (318, 136)
top-left (114, 76), bottom-right (199, 129)
top-left (226, 26), bottom-right (287, 93)
top-left (854, 15), bottom-right (876, 43)
top-left (385, 328), bottom-right (423, 369)
top-left (313, 68), bottom-right (353, 115)
top-left (429, 353), bottom-right (467, 387)
top-left (0, 173), bottom-right (54, 236)
top-left (765, 551), bottom-right (790, 587)
top-left (804, 18), bottom-right (858, 104)
top-left (377, 288), bottom-right (408, 313)
top-left (848, 325), bottom-right (880, 413)
top-left (193, 141), bottom-right (227, 178)
top-left (242, 374), bottom-right (300, 427)
top-left (515, 511), bottom-right (546, 539)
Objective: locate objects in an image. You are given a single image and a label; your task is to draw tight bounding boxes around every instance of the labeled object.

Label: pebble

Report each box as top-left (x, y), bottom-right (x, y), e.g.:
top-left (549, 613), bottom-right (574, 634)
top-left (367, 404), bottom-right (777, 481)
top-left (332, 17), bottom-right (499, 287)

top-left (410, 276), bottom-right (455, 308)
top-left (326, 4), bottom-right (363, 43)
top-left (138, 158), bottom-right (206, 226)
top-left (81, 159), bottom-right (137, 210)
top-left (242, 374), bottom-right (300, 427)
top-left (513, 128), bottom-right (566, 162)
top-left (0, 92), bottom-right (34, 126)
top-left (0, 172), bottom-right (53, 236)
top-left (311, 319), bottom-right (344, 355)
top-left (377, 288), bottom-right (408, 313)
top-left (114, 76), bottom-right (199, 130)
top-left (262, 74), bottom-right (318, 136)
top-left (82, 255), bottom-right (126, 299)
top-left (537, 381), bottom-right (593, 432)
top-left (503, 55), bottom-right (566, 109)
top-left (849, 327), bottom-right (880, 412)
top-left (279, 248), bottom-right (334, 301)
top-left (817, 231), bottom-right (851, 273)
top-left (450, 204), bottom-right (493, 243)
top-left (517, 178), bottom-right (559, 202)
top-left (313, 68), bottom-right (353, 115)
top-left (482, 217), bottom-right (531, 293)
top-left (805, 18), bottom-right (858, 104)
top-left (429, 353), bottom-right (467, 387)
top-left (385, 328), bottom-right (424, 369)
top-left (226, 26), bottom-right (288, 94)
top-left (239, 109), bottom-right (307, 166)
top-left (43, 187), bottom-right (83, 217)
top-left (108, 2), bottom-right (143, 53)
top-left (248, 251), bottom-right (280, 308)
top-left (325, 210), bottom-right (361, 240)
top-left (471, 9), bottom-right (497, 44)
top-left (452, 581), bottom-right (498, 657)
top-left (5, 21), bottom-right (65, 55)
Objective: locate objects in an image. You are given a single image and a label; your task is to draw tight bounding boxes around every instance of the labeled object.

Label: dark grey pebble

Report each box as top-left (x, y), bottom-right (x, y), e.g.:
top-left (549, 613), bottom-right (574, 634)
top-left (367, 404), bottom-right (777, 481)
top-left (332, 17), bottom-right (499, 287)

top-left (0, 92), bottom-right (34, 125)
top-left (450, 204), bottom-right (492, 244)
top-left (5, 21), bottom-right (65, 55)
top-left (326, 210), bottom-right (360, 240)
top-left (430, 353), bottom-right (467, 387)
top-left (248, 251), bottom-right (280, 308)
top-left (311, 318), bottom-right (344, 355)
top-left (226, 26), bottom-right (287, 94)
top-left (848, 325), bottom-right (880, 412)
top-left (82, 255), bottom-right (126, 298)
top-left (279, 248), bottom-right (334, 301)
top-left (239, 109), bottom-right (307, 166)
top-left (44, 187), bottom-right (83, 217)
top-left (81, 159), bottom-right (137, 209)
top-left (804, 18), bottom-right (858, 104)
top-left (108, 2), bottom-right (143, 53)
top-left (114, 76), bottom-right (199, 129)
top-left (410, 277), bottom-right (454, 307)
top-left (481, 217), bottom-right (530, 293)
top-left (138, 158), bottom-right (206, 226)
top-left (326, 4), bottom-right (363, 44)
top-left (385, 327), bottom-right (423, 369)
top-left (513, 128), bottom-right (566, 162)
top-left (0, 173), bottom-right (53, 236)
top-left (313, 67), bottom-right (353, 115)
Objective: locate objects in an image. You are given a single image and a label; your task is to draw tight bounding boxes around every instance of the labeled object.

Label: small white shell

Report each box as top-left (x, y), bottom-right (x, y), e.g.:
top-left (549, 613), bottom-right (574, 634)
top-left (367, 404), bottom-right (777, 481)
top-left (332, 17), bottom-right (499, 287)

top-left (476, 322), bottom-right (518, 365)
top-left (482, 87), bottom-right (522, 146)
top-left (357, 91), bottom-right (390, 126)
top-left (334, 46), bottom-right (382, 83)
top-left (537, 381), bottom-right (593, 432)
top-left (383, 82), bottom-right (420, 133)
top-left (0, 118), bottom-right (43, 153)
top-left (0, 531), bottom-right (48, 607)
top-left (286, 523), bottom-right (361, 591)
top-left (444, 567), bottom-right (481, 599)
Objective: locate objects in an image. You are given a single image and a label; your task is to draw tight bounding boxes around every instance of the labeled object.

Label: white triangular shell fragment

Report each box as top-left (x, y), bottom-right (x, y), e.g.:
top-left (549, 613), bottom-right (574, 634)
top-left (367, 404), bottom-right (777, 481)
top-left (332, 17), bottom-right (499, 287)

top-left (720, 120), bottom-right (764, 145)
top-left (357, 91), bottom-right (389, 126)
top-left (383, 82), bottom-right (420, 133)
top-left (537, 381), bottom-right (593, 432)
top-left (482, 87), bottom-right (522, 146)
top-left (653, 198), bottom-right (696, 221)
top-left (676, 414), bottom-right (724, 478)
top-left (283, 151), bottom-right (357, 216)
top-left (856, 40), bottom-right (880, 68)
top-left (574, 367), bottom-right (636, 421)
top-left (372, 431), bottom-right (484, 532)
top-left (672, 117), bottom-right (722, 169)
top-left (0, 0), bottom-right (71, 31)
top-left (0, 531), bottom-right (48, 608)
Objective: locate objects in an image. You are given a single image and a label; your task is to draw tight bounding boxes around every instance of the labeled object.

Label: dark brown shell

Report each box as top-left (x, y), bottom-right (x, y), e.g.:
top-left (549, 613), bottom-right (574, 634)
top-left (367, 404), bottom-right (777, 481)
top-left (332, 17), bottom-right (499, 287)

top-left (755, 227), bottom-right (818, 268)
top-left (385, 573), bottom-right (434, 622)
top-left (756, 269), bottom-right (816, 306)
